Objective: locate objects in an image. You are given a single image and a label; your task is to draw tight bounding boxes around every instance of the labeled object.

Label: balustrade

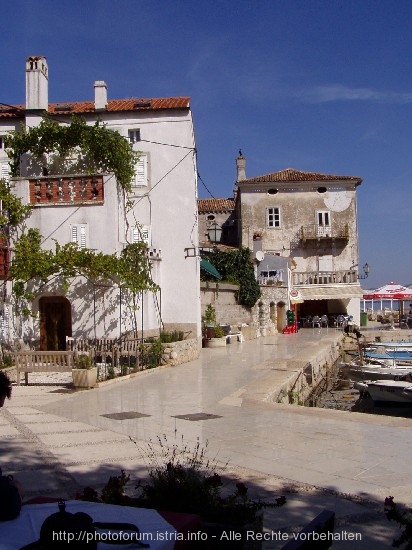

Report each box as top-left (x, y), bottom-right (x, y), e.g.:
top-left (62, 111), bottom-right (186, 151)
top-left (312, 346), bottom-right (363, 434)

top-left (291, 270), bottom-right (358, 286)
top-left (29, 175), bottom-right (104, 204)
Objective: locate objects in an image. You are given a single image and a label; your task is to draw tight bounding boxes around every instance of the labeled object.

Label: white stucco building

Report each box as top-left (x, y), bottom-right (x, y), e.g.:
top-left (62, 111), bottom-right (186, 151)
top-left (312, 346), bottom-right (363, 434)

top-left (0, 56), bottom-right (201, 349)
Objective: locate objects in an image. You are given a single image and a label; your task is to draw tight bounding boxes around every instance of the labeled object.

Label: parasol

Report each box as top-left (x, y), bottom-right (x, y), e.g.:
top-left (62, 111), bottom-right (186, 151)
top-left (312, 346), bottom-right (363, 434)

top-left (363, 282), bottom-right (412, 300)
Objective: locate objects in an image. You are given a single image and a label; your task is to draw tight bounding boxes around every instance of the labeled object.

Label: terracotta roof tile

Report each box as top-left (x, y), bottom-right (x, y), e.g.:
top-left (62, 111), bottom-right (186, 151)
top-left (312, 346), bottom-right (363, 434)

top-left (240, 168), bottom-right (362, 185)
top-left (0, 97), bottom-right (190, 119)
top-left (198, 198), bottom-right (235, 212)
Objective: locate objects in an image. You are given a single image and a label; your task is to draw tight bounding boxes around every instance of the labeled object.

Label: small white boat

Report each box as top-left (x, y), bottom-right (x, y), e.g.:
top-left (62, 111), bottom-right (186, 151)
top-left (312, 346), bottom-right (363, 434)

top-left (360, 379), bottom-right (412, 406)
top-left (369, 341), bottom-right (412, 351)
top-left (364, 348), bottom-right (412, 361)
top-left (339, 360), bottom-right (412, 382)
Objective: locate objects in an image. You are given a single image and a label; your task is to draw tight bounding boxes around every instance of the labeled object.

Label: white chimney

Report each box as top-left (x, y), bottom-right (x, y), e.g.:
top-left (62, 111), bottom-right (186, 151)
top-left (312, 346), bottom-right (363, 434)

top-left (94, 81), bottom-right (108, 111)
top-left (236, 150), bottom-right (246, 182)
top-left (26, 56), bottom-right (48, 111)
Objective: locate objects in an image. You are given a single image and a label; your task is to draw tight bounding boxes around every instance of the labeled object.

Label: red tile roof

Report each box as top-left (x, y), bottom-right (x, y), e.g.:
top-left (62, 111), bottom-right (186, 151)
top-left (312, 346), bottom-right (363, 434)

top-left (198, 198), bottom-right (235, 212)
top-left (239, 168), bottom-right (362, 185)
top-left (0, 97), bottom-right (190, 118)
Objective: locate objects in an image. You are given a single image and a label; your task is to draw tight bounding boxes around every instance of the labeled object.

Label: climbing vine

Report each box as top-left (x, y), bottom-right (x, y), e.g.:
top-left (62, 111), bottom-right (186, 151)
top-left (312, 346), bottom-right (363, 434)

top-left (6, 115), bottom-right (138, 192)
top-left (200, 247), bottom-right (261, 307)
top-left (0, 180), bottom-right (157, 311)
top-left (10, 230), bottom-right (158, 302)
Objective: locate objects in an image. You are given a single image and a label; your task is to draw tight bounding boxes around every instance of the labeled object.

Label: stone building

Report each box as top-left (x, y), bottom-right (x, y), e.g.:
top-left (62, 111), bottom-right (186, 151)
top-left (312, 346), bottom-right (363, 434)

top-left (198, 152), bottom-right (364, 332)
top-left (234, 153), bottom-right (364, 325)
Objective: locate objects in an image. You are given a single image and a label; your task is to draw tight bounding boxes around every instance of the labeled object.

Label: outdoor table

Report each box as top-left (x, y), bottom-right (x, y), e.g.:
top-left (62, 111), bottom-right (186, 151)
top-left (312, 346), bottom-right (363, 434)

top-left (0, 500), bottom-right (200, 550)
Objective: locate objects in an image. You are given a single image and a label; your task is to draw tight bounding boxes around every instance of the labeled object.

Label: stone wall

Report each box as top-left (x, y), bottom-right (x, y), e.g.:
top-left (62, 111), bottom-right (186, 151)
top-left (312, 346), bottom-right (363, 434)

top-left (161, 337), bottom-right (201, 366)
top-left (200, 282), bottom-right (291, 339)
top-left (270, 336), bottom-right (342, 405)
top-left (201, 282), bottom-right (255, 336)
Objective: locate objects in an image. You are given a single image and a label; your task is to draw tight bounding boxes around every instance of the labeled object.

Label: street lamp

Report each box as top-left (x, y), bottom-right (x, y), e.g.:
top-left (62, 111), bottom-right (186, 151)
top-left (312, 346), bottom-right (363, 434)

top-left (207, 223), bottom-right (222, 243)
top-left (350, 263), bottom-right (370, 280)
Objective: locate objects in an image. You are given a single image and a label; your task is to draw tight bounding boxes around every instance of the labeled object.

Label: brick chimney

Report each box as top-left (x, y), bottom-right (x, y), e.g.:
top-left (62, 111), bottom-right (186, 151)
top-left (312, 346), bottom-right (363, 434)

top-left (236, 150), bottom-right (246, 182)
top-left (94, 81), bottom-right (108, 111)
top-left (25, 56), bottom-right (48, 111)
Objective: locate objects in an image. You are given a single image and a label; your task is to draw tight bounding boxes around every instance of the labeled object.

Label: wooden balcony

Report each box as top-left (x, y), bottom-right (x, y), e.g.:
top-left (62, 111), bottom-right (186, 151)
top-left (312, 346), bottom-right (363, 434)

top-left (29, 175), bottom-right (104, 205)
top-left (292, 270), bottom-right (358, 286)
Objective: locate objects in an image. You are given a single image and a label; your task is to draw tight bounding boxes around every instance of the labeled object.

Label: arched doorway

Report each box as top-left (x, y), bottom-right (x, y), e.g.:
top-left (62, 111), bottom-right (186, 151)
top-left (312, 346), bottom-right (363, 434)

top-left (39, 297), bottom-right (72, 351)
top-left (276, 301), bottom-right (286, 332)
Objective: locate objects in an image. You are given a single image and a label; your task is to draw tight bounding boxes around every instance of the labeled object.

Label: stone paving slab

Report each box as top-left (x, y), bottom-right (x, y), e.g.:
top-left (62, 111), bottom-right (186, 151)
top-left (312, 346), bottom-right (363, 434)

top-left (2, 329), bottom-right (411, 549)
top-left (26, 421), bottom-right (102, 435)
top-left (0, 424), bottom-right (21, 437)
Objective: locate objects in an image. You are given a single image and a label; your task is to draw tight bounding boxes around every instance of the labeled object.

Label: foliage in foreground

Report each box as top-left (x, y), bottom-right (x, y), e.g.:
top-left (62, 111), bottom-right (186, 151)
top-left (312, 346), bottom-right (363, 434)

top-left (76, 436), bottom-right (286, 525)
top-left (385, 496), bottom-right (412, 548)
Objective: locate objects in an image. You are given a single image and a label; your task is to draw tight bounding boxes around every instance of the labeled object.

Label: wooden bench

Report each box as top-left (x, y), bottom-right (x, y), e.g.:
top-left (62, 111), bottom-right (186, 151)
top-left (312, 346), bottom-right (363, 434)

top-left (15, 351), bottom-right (74, 385)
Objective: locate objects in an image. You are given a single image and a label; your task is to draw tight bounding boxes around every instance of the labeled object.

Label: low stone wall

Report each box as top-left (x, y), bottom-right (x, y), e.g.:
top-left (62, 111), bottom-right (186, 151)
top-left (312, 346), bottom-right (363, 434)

top-left (201, 282), bottom-right (255, 338)
top-left (161, 337), bottom-right (201, 366)
top-left (200, 282), bottom-right (291, 339)
top-left (270, 336), bottom-right (342, 405)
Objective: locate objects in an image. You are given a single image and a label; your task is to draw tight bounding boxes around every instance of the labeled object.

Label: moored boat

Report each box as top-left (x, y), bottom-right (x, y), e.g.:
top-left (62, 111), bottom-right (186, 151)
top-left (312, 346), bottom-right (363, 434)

top-left (339, 360), bottom-right (412, 382)
top-left (369, 341), bottom-right (412, 351)
top-left (358, 379), bottom-right (412, 406)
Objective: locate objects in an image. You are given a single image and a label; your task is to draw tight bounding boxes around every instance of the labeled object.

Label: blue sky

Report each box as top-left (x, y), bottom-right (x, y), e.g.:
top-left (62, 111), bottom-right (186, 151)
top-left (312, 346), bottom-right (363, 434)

top-left (1, 0), bottom-right (411, 289)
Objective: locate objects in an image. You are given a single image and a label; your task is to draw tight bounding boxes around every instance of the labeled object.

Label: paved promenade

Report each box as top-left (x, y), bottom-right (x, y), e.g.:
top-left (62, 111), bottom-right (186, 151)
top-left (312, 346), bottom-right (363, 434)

top-left (1, 327), bottom-right (411, 548)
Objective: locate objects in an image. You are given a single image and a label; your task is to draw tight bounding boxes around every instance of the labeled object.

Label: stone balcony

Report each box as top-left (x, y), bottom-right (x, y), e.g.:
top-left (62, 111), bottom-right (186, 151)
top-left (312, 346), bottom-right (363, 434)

top-left (29, 174), bottom-right (104, 205)
top-left (292, 270), bottom-right (358, 286)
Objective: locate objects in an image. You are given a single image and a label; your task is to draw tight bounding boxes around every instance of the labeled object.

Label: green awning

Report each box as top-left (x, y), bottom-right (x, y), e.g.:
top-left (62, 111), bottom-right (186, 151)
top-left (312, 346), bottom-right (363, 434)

top-left (200, 258), bottom-right (222, 279)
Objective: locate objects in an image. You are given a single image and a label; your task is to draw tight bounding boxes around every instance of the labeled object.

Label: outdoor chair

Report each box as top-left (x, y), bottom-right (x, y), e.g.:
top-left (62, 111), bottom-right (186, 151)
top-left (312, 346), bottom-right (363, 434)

top-left (336, 315), bottom-right (346, 328)
top-left (320, 315), bottom-right (329, 327)
top-left (303, 316), bottom-right (312, 327)
top-left (312, 315), bottom-right (321, 328)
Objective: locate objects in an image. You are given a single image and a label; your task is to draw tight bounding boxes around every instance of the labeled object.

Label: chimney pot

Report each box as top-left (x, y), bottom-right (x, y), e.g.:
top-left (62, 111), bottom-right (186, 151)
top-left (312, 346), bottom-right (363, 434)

top-left (236, 152), bottom-right (246, 182)
top-left (26, 55), bottom-right (48, 111)
top-left (94, 81), bottom-right (108, 111)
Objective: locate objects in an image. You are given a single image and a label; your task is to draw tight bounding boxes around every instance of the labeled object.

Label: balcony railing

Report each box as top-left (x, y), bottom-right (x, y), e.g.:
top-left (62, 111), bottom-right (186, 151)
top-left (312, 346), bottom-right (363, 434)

top-left (292, 270), bottom-right (358, 286)
top-left (290, 224), bottom-right (349, 249)
top-left (302, 224), bottom-right (349, 239)
top-left (29, 175), bottom-right (104, 204)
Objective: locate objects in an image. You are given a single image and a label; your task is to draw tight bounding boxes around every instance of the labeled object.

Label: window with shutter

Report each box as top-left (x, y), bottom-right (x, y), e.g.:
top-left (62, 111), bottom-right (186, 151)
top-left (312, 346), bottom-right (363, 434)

top-left (133, 155), bottom-right (148, 187)
top-left (130, 225), bottom-right (150, 245)
top-left (70, 224), bottom-right (88, 249)
top-left (1, 306), bottom-right (9, 338)
top-left (0, 161), bottom-right (9, 183)
top-left (128, 129), bottom-right (141, 143)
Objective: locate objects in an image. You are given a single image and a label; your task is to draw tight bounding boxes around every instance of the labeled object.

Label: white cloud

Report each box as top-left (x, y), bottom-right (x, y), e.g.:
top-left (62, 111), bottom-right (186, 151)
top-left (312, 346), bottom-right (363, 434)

top-left (294, 84), bottom-right (412, 104)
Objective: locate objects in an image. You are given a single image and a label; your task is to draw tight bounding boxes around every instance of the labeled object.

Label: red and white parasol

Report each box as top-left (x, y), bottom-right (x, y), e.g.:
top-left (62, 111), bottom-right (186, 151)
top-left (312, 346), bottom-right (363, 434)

top-left (363, 282), bottom-right (412, 300)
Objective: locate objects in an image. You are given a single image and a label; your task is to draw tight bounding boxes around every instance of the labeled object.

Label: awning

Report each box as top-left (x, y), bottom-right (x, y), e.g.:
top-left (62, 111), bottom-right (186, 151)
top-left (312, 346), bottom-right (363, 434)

top-left (200, 258), bottom-right (222, 280)
top-left (299, 285), bottom-right (364, 301)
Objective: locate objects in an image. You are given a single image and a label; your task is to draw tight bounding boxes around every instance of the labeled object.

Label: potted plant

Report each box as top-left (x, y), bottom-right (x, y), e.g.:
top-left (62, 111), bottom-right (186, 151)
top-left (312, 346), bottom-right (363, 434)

top-left (72, 353), bottom-right (98, 389)
top-left (207, 324), bottom-right (227, 348)
top-left (202, 304), bottom-right (217, 340)
top-left (76, 437), bottom-right (286, 549)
